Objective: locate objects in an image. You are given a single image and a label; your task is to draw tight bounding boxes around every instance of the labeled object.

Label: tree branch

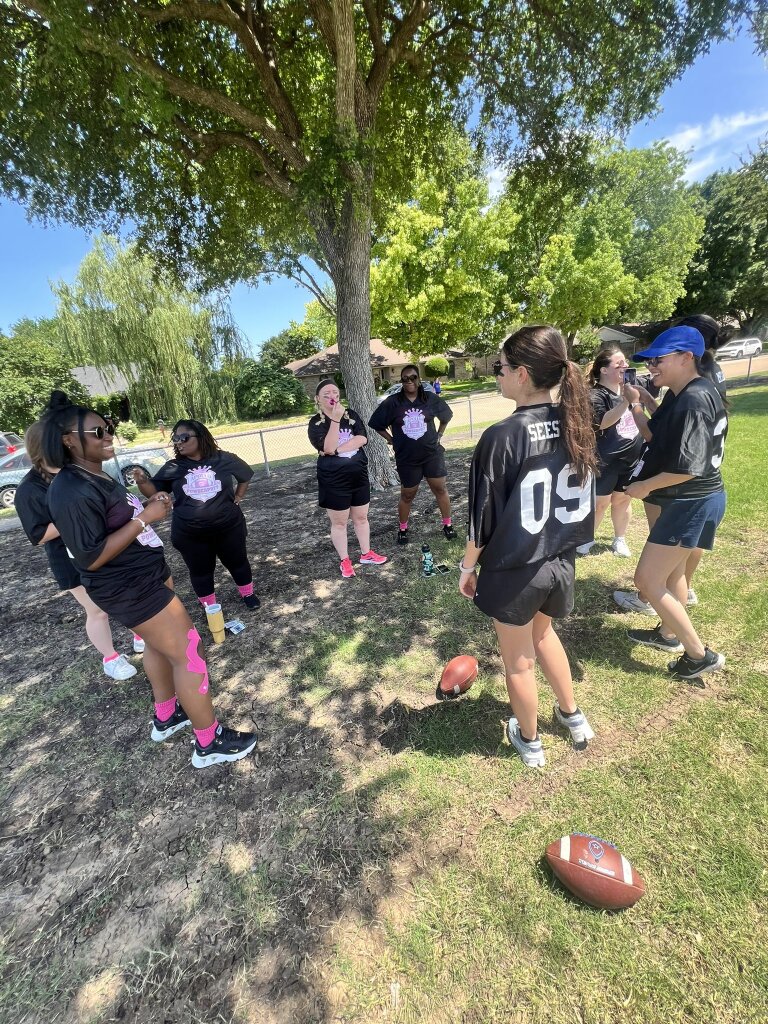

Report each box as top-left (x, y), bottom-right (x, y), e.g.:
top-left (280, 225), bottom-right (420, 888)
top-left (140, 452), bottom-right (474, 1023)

top-left (366, 0), bottom-right (430, 104)
top-left (172, 120), bottom-right (296, 196)
top-left (361, 0), bottom-right (385, 55)
top-left (332, 0), bottom-right (357, 126)
top-left (285, 263), bottom-right (336, 314)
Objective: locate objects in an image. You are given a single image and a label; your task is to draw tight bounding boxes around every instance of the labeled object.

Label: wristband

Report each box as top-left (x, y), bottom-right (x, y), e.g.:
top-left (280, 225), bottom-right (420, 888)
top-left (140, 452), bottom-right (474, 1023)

top-left (136, 517), bottom-right (147, 531)
top-left (630, 402), bottom-right (641, 410)
top-left (459, 561), bottom-right (477, 573)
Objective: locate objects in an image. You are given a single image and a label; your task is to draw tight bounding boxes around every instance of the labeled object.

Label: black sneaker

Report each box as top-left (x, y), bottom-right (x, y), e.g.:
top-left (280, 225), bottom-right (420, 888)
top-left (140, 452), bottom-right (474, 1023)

top-left (667, 647), bottom-right (725, 680)
top-left (397, 529), bottom-right (409, 545)
top-left (151, 701), bottom-right (191, 742)
top-left (442, 524), bottom-right (457, 540)
top-left (191, 724), bottom-right (258, 769)
top-left (627, 623), bottom-right (684, 653)
top-left (242, 593), bottom-right (261, 610)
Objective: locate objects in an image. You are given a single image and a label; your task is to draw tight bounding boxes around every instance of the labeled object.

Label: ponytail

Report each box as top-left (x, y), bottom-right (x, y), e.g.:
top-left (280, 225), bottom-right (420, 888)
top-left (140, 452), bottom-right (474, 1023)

top-left (22, 421), bottom-right (52, 482)
top-left (40, 390), bottom-right (97, 469)
top-left (558, 361), bottom-right (598, 484)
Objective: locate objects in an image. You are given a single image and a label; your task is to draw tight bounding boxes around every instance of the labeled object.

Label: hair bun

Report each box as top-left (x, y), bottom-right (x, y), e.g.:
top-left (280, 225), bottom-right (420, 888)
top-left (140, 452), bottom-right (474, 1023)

top-left (47, 390), bottom-right (71, 411)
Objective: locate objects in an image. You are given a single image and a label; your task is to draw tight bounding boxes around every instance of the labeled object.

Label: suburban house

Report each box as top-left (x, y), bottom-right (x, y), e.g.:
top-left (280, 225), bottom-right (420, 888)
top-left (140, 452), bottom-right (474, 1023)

top-left (70, 365), bottom-right (134, 419)
top-left (597, 323), bottom-right (672, 355)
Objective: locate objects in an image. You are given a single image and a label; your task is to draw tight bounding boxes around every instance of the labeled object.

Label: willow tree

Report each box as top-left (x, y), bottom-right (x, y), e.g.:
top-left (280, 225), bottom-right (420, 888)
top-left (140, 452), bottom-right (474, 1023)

top-left (53, 236), bottom-right (243, 424)
top-left (1, 1), bottom-right (758, 484)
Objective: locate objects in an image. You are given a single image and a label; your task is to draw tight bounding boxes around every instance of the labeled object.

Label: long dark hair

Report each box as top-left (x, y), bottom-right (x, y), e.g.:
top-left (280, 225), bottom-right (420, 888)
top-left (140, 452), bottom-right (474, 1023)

top-left (23, 420), bottom-right (52, 483)
top-left (398, 364), bottom-right (426, 402)
top-left (501, 326), bottom-right (597, 484)
top-left (588, 345), bottom-right (622, 387)
top-left (40, 391), bottom-right (101, 469)
top-left (171, 419), bottom-right (219, 460)
top-left (676, 315), bottom-right (724, 391)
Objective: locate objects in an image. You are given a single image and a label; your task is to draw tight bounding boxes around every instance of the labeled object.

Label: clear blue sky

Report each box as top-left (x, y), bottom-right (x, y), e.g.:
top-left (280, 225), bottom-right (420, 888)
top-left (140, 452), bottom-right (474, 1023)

top-left (1, 31), bottom-right (765, 353)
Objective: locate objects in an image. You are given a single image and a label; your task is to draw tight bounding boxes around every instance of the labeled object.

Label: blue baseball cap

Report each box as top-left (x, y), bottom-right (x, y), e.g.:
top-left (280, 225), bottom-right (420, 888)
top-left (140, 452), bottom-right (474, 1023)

top-left (634, 325), bottom-right (704, 361)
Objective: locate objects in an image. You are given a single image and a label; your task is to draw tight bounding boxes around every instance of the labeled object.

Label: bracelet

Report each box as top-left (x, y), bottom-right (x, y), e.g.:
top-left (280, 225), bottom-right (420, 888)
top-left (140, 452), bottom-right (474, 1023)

top-left (136, 517), bottom-right (147, 531)
top-left (630, 402), bottom-right (641, 410)
top-left (459, 561), bottom-right (477, 573)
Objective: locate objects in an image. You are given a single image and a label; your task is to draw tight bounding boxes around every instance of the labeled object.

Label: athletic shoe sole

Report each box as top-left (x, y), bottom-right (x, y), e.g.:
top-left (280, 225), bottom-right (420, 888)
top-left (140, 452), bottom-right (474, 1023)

top-left (552, 705), bottom-right (595, 750)
top-left (151, 719), bottom-right (191, 742)
top-left (627, 630), bottom-right (684, 654)
top-left (667, 652), bottom-right (726, 679)
top-left (359, 556), bottom-right (388, 565)
top-left (191, 736), bottom-right (258, 769)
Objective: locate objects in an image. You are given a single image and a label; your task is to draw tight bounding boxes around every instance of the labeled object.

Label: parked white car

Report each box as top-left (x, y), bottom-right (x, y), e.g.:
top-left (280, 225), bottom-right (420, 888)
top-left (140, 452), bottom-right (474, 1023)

top-left (376, 381), bottom-right (436, 405)
top-left (717, 337), bottom-right (763, 359)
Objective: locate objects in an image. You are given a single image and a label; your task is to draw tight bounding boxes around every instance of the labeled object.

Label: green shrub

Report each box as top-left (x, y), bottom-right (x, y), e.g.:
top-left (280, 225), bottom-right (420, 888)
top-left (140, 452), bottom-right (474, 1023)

top-left (233, 360), bottom-right (309, 418)
top-left (423, 356), bottom-right (450, 378)
top-left (118, 420), bottom-right (139, 442)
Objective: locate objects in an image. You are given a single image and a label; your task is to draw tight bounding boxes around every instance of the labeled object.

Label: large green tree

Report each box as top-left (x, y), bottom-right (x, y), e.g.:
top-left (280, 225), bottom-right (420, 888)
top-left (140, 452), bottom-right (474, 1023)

top-left (258, 328), bottom-right (322, 369)
top-left (53, 236), bottom-right (243, 424)
top-left (677, 151), bottom-right (768, 335)
top-left (1, 2), bottom-right (756, 483)
top-left (500, 143), bottom-right (705, 347)
top-left (0, 319), bottom-right (89, 432)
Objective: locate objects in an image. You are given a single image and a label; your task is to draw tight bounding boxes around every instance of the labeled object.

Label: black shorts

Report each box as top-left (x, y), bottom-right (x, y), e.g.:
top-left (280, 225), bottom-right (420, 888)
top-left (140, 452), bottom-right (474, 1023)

top-left (647, 491), bottom-right (726, 551)
top-left (596, 457), bottom-right (640, 497)
top-left (87, 561), bottom-right (175, 631)
top-left (396, 448), bottom-right (447, 488)
top-left (47, 543), bottom-right (82, 591)
top-left (473, 552), bottom-right (576, 626)
top-left (318, 466), bottom-right (371, 511)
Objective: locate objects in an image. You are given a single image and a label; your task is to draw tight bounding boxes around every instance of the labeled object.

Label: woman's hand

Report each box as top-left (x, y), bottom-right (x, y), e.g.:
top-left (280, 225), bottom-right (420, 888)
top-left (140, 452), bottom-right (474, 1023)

top-left (459, 568), bottom-right (477, 598)
top-left (142, 493), bottom-right (171, 523)
top-left (624, 480), bottom-right (651, 501)
top-left (132, 467), bottom-right (148, 484)
top-left (622, 383), bottom-right (640, 404)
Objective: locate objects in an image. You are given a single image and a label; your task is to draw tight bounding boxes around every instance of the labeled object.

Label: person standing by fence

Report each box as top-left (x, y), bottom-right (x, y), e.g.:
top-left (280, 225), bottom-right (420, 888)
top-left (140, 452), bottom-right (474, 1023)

top-left (133, 419), bottom-right (260, 613)
top-left (368, 364), bottom-right (457, 544)
top-left (308, 379), bottom-right (387, 578)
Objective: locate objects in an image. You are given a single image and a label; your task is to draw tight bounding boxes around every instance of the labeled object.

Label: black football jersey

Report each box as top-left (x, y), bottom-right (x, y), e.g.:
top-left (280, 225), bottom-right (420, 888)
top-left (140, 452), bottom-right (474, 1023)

top-left (468, 403), bottom-right (595, 570)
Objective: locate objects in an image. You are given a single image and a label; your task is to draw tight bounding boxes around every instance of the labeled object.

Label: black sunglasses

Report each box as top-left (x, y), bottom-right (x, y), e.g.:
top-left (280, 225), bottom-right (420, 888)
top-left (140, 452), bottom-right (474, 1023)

top-left (66, 424), bottom-right (115, 439)
top-left (171, 432), bottom-right (197, 444)
top-left (492, 359), bottom-right (519, 376)
top-left (401, 373), bottom-right (419, 383)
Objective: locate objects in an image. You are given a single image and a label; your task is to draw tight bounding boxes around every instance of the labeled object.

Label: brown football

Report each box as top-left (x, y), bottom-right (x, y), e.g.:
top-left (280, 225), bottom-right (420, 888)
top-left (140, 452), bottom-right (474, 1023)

top-left (435, 655), bottom-right (478, 701)
top-left (545, 834), bottom-right (645, 910)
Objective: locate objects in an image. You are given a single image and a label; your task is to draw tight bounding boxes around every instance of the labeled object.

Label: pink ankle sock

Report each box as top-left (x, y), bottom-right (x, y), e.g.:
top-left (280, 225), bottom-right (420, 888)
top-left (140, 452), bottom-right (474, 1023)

top-left (198, 593), bottom-right (217, 607)
top-left (102, 652), bottom-right (119, 664)
top-left (399, 522), bottom-right (408, 531)
top-left (237, 582), bottom-right (254, 598)
top-left (442, 517), bottom-right (452, 527)
top-left (154, 697), bottom-right (177, 722)
top-left (133, 634), bottom-right (142, 642)
top-left (194, 720), bottom-right (218, 748)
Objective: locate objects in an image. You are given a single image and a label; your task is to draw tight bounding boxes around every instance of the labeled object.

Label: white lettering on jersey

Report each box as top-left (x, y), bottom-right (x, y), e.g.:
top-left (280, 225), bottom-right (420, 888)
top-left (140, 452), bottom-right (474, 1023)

top-left (520, 466), bottom-right (592, 535)
top-left (711, 415), bottom-right (727, 469)
top-left (526, 420), bottom-right (561, 443)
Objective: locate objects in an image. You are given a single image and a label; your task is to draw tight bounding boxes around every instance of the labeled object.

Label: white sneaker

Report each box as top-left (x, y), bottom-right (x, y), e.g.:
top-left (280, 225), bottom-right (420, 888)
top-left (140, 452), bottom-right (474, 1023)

top-left (576, 541), bottom-right (595, 556)
top-left (611, 537), bottom-right (632, 558)
top-left (553, 704), bottom-right (595, 751)
top-left (686, 588), bottom-right (698, 607)
top-left (506, 718), bottom-right (546, 767)
top-left (103, 654), bottom-right (137, 680)
top-left (133, 636), bottom-right (145, 653)
top-left (612, 591), bottom-right (655, 616)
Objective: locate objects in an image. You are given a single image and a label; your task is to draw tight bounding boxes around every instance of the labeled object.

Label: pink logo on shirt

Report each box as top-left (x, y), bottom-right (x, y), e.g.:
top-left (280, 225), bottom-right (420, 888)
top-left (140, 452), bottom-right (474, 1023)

top-left (336, 427), bottom-right (356, 458)
top-left (182, 466), bottom-right (222, 502)
top-left (402, 408), bottom-right (427, 440)
top-left (616, 408), bottom-right (639, 440)
top-left (126, 494), bottom-right (163, 548)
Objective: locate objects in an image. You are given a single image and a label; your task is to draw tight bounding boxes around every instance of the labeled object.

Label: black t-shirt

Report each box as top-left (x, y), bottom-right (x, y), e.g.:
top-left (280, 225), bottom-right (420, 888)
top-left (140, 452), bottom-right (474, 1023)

top-left (632, 377), bottom-right (727, 500)
top-left (368, 392), bottom-right (453, 463)
top-left (590, 386), bottom-right (644, 465)
top-left (308, 408), bottom-right (368, 479)
top-left (47, 465), bottom-right (167, 596)
top-left (15, 468), bottom-right (78, 584)
top-left (468, 403), bottom-right (595, 571)
top-left (704, 356), bottom-right (727, 400)
top-left (150, 451), bottom-right (253, 528)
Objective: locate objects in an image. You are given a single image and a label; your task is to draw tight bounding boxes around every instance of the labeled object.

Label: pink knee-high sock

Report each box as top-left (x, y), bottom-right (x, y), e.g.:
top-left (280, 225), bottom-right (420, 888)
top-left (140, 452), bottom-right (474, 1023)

top-left (194, 720), bottom-right (218, 747)
top-left (198, 593), bottom-right (217, 607)
top-left (237, 582), bottom-right (254, 598)
top-left (154, 697), bottom-right (178, 722)
top-left (399, 521), bottom-right (408, 531)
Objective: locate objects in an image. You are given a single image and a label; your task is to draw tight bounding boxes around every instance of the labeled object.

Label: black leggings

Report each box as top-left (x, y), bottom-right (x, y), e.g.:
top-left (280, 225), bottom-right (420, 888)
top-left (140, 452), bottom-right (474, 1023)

top-left (172, 516), bottom-right (253, 598)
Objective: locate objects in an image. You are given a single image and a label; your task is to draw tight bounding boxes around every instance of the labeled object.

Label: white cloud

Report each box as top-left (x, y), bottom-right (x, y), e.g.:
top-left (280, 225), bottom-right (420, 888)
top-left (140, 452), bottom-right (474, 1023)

top-left (487, 166), bottom-right (506, 199)
top-left (662, 109), bottom-right (768, 181)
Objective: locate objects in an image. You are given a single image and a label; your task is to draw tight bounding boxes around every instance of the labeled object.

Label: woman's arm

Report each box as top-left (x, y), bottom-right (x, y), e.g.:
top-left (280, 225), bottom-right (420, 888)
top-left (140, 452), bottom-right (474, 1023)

top-left (131, 467), bottom-right (159, 498)
top-left (86, 496), bottom-right (170, 570)
top-left (598, 399), bottom-right (630, 430)
top-left (234, 482), bottom-right (249, 504)
top-left (625, 473), bottom-right (693, 501)
top-left (37, 523), bottom-right (60, 545)
top-left (336, 435), bottom-right (367, 453)
top-left (458, 539), bottom-right (483, 598)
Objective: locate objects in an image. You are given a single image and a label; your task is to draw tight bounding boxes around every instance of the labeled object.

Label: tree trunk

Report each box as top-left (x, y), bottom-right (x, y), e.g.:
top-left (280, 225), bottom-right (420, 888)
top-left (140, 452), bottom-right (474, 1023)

top-left (317, 192), bottom-right (399, 489)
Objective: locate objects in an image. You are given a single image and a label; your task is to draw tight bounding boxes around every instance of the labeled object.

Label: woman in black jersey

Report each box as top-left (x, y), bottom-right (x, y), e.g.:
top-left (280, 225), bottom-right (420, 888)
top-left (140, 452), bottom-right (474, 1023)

top-left (308, 379), bottom-right (387, 578)
top-left (459, 326), bottom-right (597, 768)
top-left (15, 421), bottom-right (139, 681)
top-left (368, 365), bottom-right (457, 544)
top-left (43, 393), bottom-right (257, 769)
top-left (623, 326), bottom-right (727, 680)
top-left (576, 346), bottom-right (653, 558)
top-left (134, 420), bottom-right (259, 612)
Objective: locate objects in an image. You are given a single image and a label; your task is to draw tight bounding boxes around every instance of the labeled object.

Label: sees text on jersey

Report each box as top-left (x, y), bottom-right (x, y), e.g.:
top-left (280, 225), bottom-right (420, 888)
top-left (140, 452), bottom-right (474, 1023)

top-left (468, 403), bottom-right (595, 571)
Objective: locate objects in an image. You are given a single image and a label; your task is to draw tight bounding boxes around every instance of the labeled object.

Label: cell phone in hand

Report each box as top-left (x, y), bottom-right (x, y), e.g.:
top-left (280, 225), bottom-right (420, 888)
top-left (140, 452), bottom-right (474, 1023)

top-left (624, 368), bottom-right (637, 385)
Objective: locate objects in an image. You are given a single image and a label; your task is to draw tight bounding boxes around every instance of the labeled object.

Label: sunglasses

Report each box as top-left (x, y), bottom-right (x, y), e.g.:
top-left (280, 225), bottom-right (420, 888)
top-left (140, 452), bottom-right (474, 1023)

top-left (66, 424), bottom-right (115, 439)
top-left (646, 354), bottom-right (676, 367)
top-left (401, 374), bottom-right (419, 383)
top-left (171, 433), bottom-right (197, 444)
top-left (492, 359), bottom-right (519, 376)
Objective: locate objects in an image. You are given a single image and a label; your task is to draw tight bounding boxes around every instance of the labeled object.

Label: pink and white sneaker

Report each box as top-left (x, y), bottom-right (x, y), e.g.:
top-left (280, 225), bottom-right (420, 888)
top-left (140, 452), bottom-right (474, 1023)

top-left (340, 557), bottom-right (356, 578)
top-left (359, 550), bottom-right (387, 565)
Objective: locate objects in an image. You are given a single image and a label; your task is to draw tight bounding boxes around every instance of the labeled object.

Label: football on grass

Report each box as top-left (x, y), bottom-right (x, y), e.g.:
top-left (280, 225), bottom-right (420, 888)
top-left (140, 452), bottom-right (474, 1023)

top-left (545, 834), bottom-right (645, 910)
top-left (435, 655), bottom-right (478, 701)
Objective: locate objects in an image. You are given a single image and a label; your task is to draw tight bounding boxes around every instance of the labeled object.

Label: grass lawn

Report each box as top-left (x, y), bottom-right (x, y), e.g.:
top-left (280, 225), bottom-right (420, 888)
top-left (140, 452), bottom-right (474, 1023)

top-left (0, 385), bottom-right (766, 1023)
